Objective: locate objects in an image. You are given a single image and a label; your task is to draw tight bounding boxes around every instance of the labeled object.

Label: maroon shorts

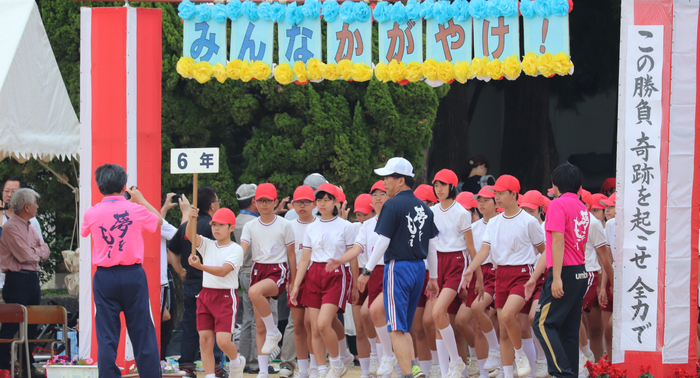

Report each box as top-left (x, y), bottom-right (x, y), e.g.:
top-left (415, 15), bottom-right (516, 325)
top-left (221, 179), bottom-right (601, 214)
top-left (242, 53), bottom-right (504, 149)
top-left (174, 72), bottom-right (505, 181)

top-left (355, 281), bottom-right (369, 306)
top-left (521, 269), bottom-right (546, 314)
top-left (368, 265), bottom-right (385, 307)
top-left (495, 264), bottom-right (533, 309)
top-left (301, 262), bottom-right (351, 311)
top-left (196, 287), bottom-right (238, 333)
top-left (600, 278), bottom-right (613, 312)
top-left (582, 272), bottom-right (599, 312)
top-left (288, 277), bottom-right (306, 309)
top-left (463, 264), bottom-right (497, 307)
top-left (438, 251), bottom-right (466, 314)
top-left (533, 269), bottom-right (548, 301)
top-left (418, 271), bottom-right (430, 307)
top-left (251, 262), bottom-right (289, 299)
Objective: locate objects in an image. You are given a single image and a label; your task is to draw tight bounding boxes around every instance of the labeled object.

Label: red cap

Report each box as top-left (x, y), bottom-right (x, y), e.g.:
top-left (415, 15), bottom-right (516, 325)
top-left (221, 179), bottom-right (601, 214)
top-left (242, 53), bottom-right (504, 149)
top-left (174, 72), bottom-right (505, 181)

top-left (490, 175), bottom-right (520, 193)
top-left (293, 185), bottom-right (315, 202)
top-left (414, 184), bottom-right (438, 203)
top-left (210, 208), bottom-right (236, 226)
top-left (336, 186), bottom-right (346, 203)
top-left (370, 180), bottom-right (386, 194)
top-left (517, 195), bottom-right (523, 206)
top-left (456, 192), bottom-right (478, 210)
top-left (601, 192), bottom-right (616, 207)
top-left (473, 186), bottom-right (496, 200)
top-left (590, 194), bottom-right (607, 210)
top-left (601, 177), bottom-right (616, 193)
top-left (354, 193), bottom-right (373, 214)
top-left (580, 189), bottom-right (593, 208)
top-left (547, 188), bottom-right (555, 198)
top-left (255, 183), bottom-right (277, 200)
top-left (432, 169), bottom-right (458, 187)
top-left (520, 190), bottom-right (545, 209)
top-left (543, 197), bottom-right (551, 214)
top-left (315, 182), bottom-right (340, 199)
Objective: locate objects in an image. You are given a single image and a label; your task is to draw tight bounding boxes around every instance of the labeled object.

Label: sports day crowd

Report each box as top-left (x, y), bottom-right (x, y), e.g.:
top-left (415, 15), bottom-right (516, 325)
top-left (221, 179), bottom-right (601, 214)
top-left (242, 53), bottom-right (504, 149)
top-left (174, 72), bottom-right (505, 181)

top-left (75, 155), bottom-right (617, 378)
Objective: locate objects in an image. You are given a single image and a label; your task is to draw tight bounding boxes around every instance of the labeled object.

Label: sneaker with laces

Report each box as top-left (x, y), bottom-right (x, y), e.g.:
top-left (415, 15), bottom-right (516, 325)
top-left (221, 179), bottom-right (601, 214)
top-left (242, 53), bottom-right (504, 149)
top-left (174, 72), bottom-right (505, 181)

top-left (446, 358), bottom-right (466, 378)
top-left (468, 358), bottom-right (480, 377)
top-left (494, 368), bottom-right (504, 378)
top-left (261, 332), bottom-right (283, 355)
top-left (376, 354), bottom-right (397, 376)
top-left (309, 366), bottom-right (319, 378)
top-left (413, 365), bottom-right (427, 378)
top-left (514, 356), bottom-right (531, 377)
top-left (326, 365), bottom-right (348, 378)
top-left (484, 351), bottom-right (501, 372)
top-left (369, 353), bottom-right (379, 377)
top-left (535, 359), bottom-right (548, 378)
top-left (341, 353), bottom-right (355, 369)
top-left (230, 356), bottom-right (247, 378)
top-left (294, 370), bottom-right (310, 378)
top-left (280, 363), bottom-right (295, 378)
top-left (430, 364), bottom-right (442, 378)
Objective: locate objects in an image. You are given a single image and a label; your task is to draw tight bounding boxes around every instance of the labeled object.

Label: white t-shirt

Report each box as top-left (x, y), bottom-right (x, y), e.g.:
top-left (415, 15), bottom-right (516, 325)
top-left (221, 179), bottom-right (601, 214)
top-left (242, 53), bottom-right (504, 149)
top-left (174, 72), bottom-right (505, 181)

top-left (291, 218), bottom-right (317, 265)
top-left (303, 216), bottom-right (356, 263)
top-left (605, 218), bottom-right (615, 264)
top-left (241, 216), bottom-right (295, 264)
top-left (196, 237), bottom-right (243, 289)
top-left (482, 209), bottom-right (545, 267)
top-left (584, 215), bottom-right (607, 273)
top-left (160, 219), bottom-right (178, 286)
top-left (355, 216), bottom-right (384, 266)
top-left (431, 201), bottom-right (472, 252)
top-left (471, 218), bottom-right (492, 265)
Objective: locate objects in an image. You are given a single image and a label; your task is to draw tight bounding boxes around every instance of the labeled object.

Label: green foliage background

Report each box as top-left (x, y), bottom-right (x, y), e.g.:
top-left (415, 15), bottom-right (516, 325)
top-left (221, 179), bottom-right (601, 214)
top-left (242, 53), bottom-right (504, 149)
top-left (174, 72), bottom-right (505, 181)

top-left (5, 0), bottom-right (445, 280)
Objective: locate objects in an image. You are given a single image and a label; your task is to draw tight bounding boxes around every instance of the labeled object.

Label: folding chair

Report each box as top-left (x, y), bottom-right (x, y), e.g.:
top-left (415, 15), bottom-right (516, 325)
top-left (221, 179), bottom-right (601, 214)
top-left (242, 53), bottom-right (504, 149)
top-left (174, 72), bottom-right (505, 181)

top-left (0, 304), bottom-right (29, 378)
top-left (26, 306), bottom-right (68, 360)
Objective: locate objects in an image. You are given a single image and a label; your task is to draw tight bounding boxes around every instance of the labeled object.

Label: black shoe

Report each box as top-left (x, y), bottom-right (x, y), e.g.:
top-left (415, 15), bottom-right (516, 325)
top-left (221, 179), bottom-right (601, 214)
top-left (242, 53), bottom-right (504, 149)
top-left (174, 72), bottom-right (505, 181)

top-left (245, 366), bottom-right (260, 374)
top-left (215, 366), bottom-right (229, 378)
top-left (179, 363), bottom-right (198, 378)
top-left (269, 366), bottom-right (279, 374)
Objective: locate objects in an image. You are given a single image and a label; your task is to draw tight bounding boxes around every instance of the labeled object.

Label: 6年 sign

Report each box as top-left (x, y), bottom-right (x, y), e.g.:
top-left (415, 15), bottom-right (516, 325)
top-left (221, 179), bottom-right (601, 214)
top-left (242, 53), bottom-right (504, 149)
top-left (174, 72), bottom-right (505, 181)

top-left (171, 147), bottom-right (219, 255)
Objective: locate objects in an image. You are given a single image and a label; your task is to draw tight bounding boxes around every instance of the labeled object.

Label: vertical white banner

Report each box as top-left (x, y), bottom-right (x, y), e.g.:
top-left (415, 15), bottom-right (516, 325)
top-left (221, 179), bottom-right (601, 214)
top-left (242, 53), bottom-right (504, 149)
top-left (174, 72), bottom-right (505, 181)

top-left (619, 25), bottom-right (663, 352)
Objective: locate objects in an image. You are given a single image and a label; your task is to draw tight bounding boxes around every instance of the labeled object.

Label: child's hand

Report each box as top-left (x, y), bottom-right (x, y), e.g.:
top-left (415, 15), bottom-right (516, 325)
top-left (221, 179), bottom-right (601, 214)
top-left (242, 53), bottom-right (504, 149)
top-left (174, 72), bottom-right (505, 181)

top-left (188, 254), bottom-right (202, 269)
top-left (188, 207), bottom-right (199, 219)
top-left (290, 286), bottom-right (299, 306)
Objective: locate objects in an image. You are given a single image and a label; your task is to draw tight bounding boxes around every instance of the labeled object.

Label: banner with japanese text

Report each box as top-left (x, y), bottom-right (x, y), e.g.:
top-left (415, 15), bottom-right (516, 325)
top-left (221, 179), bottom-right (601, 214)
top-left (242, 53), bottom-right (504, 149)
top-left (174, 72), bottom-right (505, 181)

top-left (182, 4), bottom-right (227, 67)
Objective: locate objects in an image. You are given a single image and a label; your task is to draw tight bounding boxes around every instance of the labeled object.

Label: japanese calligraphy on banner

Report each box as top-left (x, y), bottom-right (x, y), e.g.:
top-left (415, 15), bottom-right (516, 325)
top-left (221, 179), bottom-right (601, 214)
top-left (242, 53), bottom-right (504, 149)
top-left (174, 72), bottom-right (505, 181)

top-left (473, 15), bottom-right (519, 61)
top-left (230, 18), bottom-right (274, 65)
top-left (182, 6), bottom-right (227, 67)
top-left (378, 20), bottom-right (423, 64)
top-left (620, 25), bottom-right (663, 352)
top-left (426, 18), bottom-right (472, 63)
top-left (327, 18), bottom-right (372, 66)
top-left (279, 18), bottom-right (322, 66)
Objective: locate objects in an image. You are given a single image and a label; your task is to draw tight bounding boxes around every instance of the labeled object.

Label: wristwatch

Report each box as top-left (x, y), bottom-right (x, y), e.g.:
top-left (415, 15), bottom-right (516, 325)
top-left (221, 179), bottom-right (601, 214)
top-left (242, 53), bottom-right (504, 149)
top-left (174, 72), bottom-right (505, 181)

top-left (362, 268), bottom-right (372, 276)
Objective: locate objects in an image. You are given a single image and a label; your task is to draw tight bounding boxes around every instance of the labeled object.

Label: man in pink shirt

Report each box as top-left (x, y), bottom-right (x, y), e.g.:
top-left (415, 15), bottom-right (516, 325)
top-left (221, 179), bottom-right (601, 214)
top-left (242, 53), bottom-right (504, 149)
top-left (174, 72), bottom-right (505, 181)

top-left (528, 163), bottom-right (590, 378)
top-left (81, 164), bottom-right (163, 378)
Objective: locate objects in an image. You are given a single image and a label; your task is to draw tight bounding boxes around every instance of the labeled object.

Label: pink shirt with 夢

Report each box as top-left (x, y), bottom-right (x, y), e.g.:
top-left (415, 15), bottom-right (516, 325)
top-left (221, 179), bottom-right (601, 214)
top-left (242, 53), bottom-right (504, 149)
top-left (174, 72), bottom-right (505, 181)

top-left (81, 196), bottom-right (159, 267)
top-left (545, 192), bottom-right (589, 268)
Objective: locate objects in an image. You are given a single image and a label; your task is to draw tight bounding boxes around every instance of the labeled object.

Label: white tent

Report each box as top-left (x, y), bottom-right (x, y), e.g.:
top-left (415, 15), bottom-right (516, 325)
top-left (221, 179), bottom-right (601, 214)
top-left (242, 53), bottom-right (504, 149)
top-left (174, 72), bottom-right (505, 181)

top-left (0, 0), bottom-right (79, 162)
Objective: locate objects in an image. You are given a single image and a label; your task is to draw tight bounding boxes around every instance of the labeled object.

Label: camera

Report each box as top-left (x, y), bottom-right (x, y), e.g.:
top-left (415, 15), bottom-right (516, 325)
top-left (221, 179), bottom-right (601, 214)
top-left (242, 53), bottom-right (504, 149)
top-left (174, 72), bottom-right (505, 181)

top-left (124, 192), bottom-right (131, 200)
top-left (1, 202), bottom-right (9, 211)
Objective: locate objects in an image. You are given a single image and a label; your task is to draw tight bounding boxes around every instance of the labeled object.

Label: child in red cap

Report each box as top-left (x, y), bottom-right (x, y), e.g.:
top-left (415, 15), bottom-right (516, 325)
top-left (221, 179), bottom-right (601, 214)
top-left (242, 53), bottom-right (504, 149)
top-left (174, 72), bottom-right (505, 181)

top-left (240, 183), bottom-right (296, 378)
top-left (186, 207), bottom-right (245, 378)
top-left (463, 175), bottom-right (546, 378)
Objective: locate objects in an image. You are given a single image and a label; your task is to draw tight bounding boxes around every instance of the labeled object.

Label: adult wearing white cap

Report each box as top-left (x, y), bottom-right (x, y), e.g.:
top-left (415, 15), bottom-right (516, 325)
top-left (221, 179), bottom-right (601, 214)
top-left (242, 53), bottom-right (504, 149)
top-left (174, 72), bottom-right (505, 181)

top-left (359, 158), bottom-right (440, 378)
top-left (285, 173), bottom-right (327, 221)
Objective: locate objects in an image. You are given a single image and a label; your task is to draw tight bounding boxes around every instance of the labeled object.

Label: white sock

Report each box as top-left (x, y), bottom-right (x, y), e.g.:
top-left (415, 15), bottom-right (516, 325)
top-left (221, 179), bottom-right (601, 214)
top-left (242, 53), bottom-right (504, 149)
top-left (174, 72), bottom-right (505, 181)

top-left (469, 346), bottom-right (477, 360)
top-left (258, 355), bottom-right (269, 373)
top-left (462, 366), bottom-right (470, 377)
top-left (478, 359), bottom-right (488, 378)
top-left (230, 356), bottom-right (241, 367)
top-left (436, 339), bottom-right (450, 377)
top-left (581, 341), bottom-right (592, 356)
top-left (310, 354), bottom-right (318, 368)
top-left (420, 360), bottom-right (432, 374)
top-left (483, 329), bottom-right (500, 353)
top-left (330, 355), bottom-right (342, 367)
top-left (514, 347), bottom-right (526, 359)
top-left (522, 338), bottom-right (536, 376)
top-left (534, 338), bottom-right (545, 360)
top-left (262, 314), bottom-right (278, 335)
top-left (298, 359), bottom-right (309, 374)
top-left (377, 342), bottom-right (384, 363)
top-left (503, 365), bottom-right (514, 378)
top-left (360, 357), bottom-right (370, 374)
top-left (438, 324), bottom-right (461, 361)
top-left (369, 337), bottom-right (378, 354)
top-left (339, 336), bottom-right (351, 358)
top-left (318, 365), bottom-right (328, 376)
top-left (375, 326), bottom-right (394, 357)
top-left (431, 350), bottom-right (439, 365)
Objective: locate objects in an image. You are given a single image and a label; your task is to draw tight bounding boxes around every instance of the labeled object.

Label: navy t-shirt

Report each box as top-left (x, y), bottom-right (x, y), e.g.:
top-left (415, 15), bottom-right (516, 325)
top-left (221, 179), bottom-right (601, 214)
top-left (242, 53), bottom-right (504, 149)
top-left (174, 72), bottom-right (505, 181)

top-left (374, 190), bottom-right (439, 263)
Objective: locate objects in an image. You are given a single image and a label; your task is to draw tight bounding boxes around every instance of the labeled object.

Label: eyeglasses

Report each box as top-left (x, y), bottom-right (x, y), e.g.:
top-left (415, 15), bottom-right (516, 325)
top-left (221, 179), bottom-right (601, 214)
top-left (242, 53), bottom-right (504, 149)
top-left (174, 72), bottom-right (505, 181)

top-left (258, 199), bottom-right (274, 205)
top-left (371, 192), bottom-right (387, 198)
top-left (294, 200), bottom-right (313, 206)
top-left (217, 198), bottom-right (221, 203)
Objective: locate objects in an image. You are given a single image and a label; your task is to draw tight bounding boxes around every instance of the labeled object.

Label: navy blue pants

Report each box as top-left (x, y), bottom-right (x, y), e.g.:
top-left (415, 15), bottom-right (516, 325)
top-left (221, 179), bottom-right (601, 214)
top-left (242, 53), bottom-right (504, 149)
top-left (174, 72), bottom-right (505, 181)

top-left (0, 271), bottom-right (41, 370)
top-left (93, 264), bottom-right (161, 378)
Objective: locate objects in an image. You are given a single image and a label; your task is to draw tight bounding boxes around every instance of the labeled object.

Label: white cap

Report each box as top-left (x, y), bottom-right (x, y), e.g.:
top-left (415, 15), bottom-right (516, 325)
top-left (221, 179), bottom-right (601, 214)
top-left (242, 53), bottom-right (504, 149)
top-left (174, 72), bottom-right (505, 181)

top-left (303, 173), bottom-right (328, 190)
top-left (374, 157), bottom-right (415, 177)
top-left (236, 183), bottom-right (257, 200)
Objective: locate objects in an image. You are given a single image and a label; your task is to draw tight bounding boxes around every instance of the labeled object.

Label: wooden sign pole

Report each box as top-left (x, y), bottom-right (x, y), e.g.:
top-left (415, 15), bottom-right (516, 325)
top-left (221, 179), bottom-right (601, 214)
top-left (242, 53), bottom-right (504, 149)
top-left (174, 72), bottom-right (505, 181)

top-left (191, 172), bottom-right (198, 256)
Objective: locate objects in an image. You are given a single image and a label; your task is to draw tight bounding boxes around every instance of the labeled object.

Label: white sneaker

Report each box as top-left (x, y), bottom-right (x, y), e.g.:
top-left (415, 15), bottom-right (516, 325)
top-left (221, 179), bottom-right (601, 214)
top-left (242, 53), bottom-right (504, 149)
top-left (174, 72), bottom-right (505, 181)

top-left (294, 371), bottom-right (310, 378)
top-left (360, 375), bottom-right (371, 378)
top-left (484, 351), bottom-right (501, 372)
top-left (280, 363), bottom-right (294, 378)
top-left (468, 358), bottom-right (480, 377)
top-left (377, 355), bottom-right (397, 376)
top-left (578, 352), bottom-right (586, 375)
top-left (341, 353), bottom-right (355, 369)
top-left (488, 367), bottom-right (501, 378)
top-left (430, 364), bottom-right (441, 378)
top-left (583, 352), bottom-right (594, 364)
top-left (326, 365), bottom-right (348, 378)
top-left (446, 358), bottom-right (466, 378)
top-left (369, 353), bottom-right (379, 377)
top-left (256, 373), bottom-right (271, 378)
top-left (309, 367), bottom-right (319, 378)
top-left (494, 368), bottom-right (504, 378)
top-left (261, 331), bottom-right (283, 355)
top-left (514, 356), bottom-right (531, 377)
top-left (535, 359), bottom-right (548, 378)
top-left (230, 356), bottom-right (246, 378)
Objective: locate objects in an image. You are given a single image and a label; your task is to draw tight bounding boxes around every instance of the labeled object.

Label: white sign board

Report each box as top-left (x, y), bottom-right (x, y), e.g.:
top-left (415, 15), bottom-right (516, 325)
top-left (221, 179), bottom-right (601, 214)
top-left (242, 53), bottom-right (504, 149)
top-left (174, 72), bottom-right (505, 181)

top-left (170, 148), bottom-right (220, 174)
